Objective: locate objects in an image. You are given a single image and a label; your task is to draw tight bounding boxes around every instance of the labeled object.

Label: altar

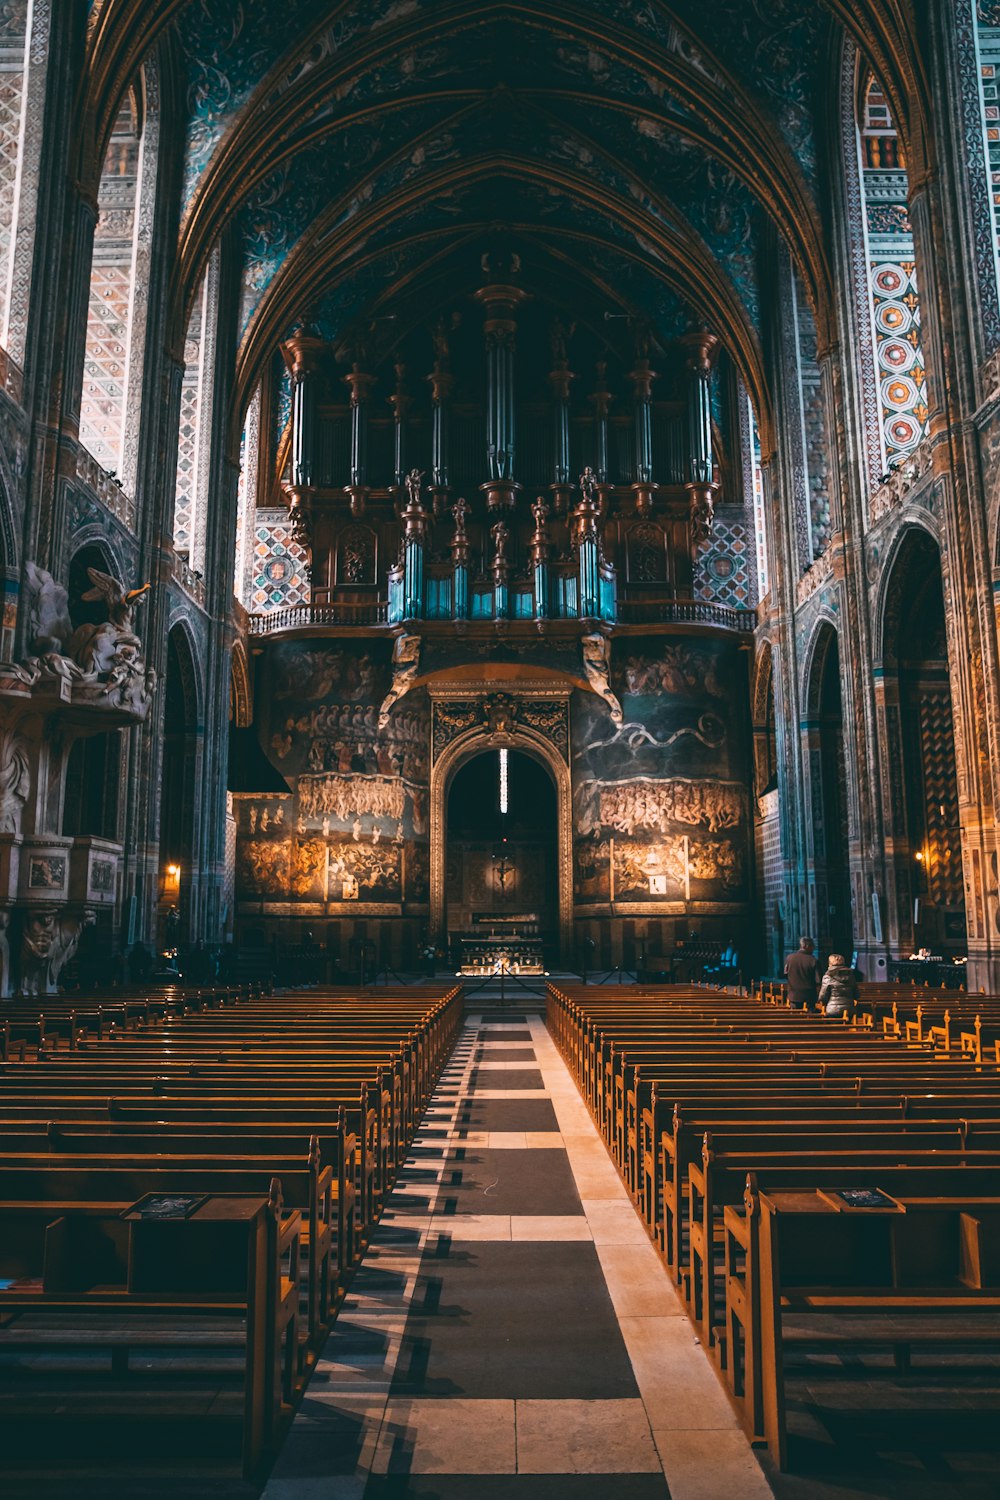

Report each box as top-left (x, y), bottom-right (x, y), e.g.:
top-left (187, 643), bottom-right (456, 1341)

top-left (455, 914), bottom-right (546, 975)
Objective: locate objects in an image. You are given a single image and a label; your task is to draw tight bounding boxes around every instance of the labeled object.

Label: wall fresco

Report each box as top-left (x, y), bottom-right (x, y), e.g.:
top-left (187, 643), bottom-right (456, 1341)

top-left (571, 635), bottom-right (751, 906)
top-left (236, 640), bottom-right (428, 906)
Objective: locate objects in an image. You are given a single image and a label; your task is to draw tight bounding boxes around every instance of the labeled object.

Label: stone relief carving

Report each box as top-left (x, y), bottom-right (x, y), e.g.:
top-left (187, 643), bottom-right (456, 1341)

top-left (19, 907), bottom-right (95, 997)
top-left (0, 728), bottom-right (29, 833)
top-left (581, 632), bottom-right (624, 724)
top-left (378, 632), bottom-right (421, 728)
top-left (24, 562), bottom-right (71, 653)
top-left (430, 696), bottom-right (570, 761)
top-left (0, 564), bottom-right (156, 718)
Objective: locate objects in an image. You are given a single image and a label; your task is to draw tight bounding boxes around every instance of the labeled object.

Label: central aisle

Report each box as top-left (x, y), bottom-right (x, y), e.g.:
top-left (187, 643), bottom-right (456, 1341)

top-left (264, 1009), bottom-right (774, 1499)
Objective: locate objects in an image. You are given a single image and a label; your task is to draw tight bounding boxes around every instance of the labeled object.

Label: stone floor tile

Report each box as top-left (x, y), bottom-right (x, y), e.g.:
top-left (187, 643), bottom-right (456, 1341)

top-left (371, 1397), bottom-right (516, 1474)
top-left (582, 1198), bottom-right (651, 1243)
top-left (654, 1427), bottom-right (774, 1500)
top-left (509, 1214), bottom-right (593, 1240)
top-left (515, 1398), bottom-right (662, 1473)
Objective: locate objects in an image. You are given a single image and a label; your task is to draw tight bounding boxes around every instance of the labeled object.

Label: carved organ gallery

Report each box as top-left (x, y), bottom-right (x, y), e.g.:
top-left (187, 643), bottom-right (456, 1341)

top-left (234, 272), bottom-right (754, 977)
top-left (0, 1), bottom-right (993, 994)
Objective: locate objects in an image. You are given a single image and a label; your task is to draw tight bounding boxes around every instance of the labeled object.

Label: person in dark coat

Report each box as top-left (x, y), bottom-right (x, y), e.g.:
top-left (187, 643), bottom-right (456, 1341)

top-left (784, 937), bottom-right (820, 1010)
top-left (819, 953), bottom-right (861, 1018)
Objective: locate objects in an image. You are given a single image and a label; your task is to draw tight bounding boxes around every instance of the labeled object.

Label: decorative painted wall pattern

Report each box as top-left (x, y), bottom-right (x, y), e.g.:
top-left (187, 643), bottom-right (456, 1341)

top-left (957, 0), bottom-right (1000, 351)
top-left (79, 100), bottom-right (139, 474)
top-left (858, 74), bottom-right (929, 468)
top-left (173, 276), bottom-right (203, 556)
top-left (977, 9), bottom-right (1000, 303)
top-left (692, 512), bottom-right (752, 607)
top-left (0, 1), bottom-right (26, 338)
top-left (571, 635), bottom-right (751, 908)
top-left (251, 508), bottom-right (309, 613)
top-left (796, 286), bottom-right (832, 556)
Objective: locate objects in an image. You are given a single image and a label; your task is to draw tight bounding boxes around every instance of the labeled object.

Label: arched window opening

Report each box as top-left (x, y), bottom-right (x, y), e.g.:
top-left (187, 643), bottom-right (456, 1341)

top-left (234, 384), bottom-right (262, 608)
top-left (62, 544), bottom-right (124, 841)
top-left (79, 86), bottom-right (142, 478)
top-left (806, 626), bottom-right (853, 957)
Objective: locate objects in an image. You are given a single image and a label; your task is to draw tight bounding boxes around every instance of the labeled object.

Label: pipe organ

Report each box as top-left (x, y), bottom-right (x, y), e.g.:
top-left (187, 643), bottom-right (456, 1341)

top-left (279, 262), bottom-right (725, 625)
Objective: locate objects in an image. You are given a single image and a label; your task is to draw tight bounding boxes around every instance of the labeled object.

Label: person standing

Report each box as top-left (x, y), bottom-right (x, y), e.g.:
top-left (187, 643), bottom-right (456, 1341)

top-left (819, 953), bottom-right (861, 1018)
top-left (784, 936), bottom-right (820, 1010)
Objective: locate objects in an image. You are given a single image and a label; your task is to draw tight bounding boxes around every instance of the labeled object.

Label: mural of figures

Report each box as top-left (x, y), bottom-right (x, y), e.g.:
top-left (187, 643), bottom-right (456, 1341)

top-left (236, 640), bottom-right (429, 909)
top-left (572, 635), bottom-right (750, 906)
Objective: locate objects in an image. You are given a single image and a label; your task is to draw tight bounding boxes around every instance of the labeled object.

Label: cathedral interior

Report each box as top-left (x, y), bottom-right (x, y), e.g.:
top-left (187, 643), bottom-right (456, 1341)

top-left (5, 1), bottom-right (1000, 1495)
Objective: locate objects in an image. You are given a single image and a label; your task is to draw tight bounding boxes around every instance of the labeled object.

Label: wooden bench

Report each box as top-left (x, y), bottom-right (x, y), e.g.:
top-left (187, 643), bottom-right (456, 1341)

top-left (0, 1187), bottom-right (297, 1481)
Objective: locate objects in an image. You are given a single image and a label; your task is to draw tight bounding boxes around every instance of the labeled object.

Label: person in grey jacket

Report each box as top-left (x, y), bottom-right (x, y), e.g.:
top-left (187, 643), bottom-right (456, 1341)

top-left (819, 953), bottom-right (860, 1018)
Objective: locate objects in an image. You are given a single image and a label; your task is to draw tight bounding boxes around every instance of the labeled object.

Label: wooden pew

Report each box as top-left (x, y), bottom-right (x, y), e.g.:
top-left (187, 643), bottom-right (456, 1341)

top-left (0, 1186), bottom-right (297, 1482)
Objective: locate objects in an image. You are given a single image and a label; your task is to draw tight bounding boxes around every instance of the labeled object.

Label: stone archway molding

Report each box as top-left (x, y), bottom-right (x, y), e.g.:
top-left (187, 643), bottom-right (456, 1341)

top-left (430, 717), bottom-right (574, 964)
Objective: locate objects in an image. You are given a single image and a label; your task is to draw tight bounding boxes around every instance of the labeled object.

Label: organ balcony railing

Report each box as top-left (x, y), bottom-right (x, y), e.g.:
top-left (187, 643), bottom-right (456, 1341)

top-left (245, 594), bottom-right (756, 637)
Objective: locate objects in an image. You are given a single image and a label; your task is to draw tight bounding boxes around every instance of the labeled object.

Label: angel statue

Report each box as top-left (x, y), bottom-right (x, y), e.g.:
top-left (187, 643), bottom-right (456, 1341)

top-left (67, 569), bottom-right (151, 676)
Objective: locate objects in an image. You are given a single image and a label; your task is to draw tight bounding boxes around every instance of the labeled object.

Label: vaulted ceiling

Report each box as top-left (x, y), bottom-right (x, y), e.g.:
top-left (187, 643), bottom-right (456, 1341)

top-left (81, 0), bottom-right (926, 449)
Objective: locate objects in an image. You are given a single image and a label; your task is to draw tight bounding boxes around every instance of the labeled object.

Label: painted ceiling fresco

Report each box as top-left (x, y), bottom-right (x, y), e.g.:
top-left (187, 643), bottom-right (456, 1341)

top-left (168, 0), bottom-right (839, 377)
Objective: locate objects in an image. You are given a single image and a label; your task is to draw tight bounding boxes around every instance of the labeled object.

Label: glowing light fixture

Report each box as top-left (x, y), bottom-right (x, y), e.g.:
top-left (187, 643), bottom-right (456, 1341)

top-left (166, 863), bottom-right (180, 877)
top-left (499, 748), bottom-right (509, 815)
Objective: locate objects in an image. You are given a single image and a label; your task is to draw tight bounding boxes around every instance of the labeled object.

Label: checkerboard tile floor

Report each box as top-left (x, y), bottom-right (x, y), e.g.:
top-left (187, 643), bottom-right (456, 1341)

top-left (263, 1013), bottom-right (773, 1500)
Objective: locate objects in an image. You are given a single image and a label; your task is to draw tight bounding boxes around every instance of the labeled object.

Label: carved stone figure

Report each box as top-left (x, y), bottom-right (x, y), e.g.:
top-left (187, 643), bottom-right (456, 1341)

top-left (485, 693), bottom-right (517, 737)
top-left (19, 906), bottom-right (95, 996)
top-left (581, 632), bottom-right (623, 724)
top-left (66, 568), bottom-right (151, 676)
top-left (378, 632), bottom-right (421, 728)
top-left (24, 562), bottom-right (71, 653)
top-left (0, 729), bottom-right (29, 833)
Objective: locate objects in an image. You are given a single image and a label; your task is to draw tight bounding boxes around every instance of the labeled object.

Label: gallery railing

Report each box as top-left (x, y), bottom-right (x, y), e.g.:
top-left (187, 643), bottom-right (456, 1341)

top-left (247, 600), bottom-right (390, 634)
top-left (617, 598), bottom-right (756, 631)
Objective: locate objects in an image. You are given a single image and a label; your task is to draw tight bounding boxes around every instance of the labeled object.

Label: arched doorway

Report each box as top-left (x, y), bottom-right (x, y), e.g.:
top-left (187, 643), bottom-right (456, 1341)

top-left (157, 624), bottom-right (202, 945)
top-left (431, 721), bottom-right (574, 962)
top-left (445, 749), bottom-right (559, 969)
top-left (62, 544), bottom-right (123, 845)
top-left (804, 624), bottom-right (853, 956)
top-left (880, 529), bottom-right (964, 956)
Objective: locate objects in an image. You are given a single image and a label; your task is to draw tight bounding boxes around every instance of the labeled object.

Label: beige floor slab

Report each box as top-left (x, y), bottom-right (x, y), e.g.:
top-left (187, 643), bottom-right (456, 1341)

top-left (566, 1159), bottom-right (627, 1199)
top-left (655, 1427), bottom-right (774, 1500)
top-left (372, 1397), bottom-right (517, 1474)
top-left (582, 1198), bottom-right (652, 1244)
top-left (430, 1214), bottom-right (513, 1239)
top-left (621, 1315), bottom-right (741, 1429)
top-left (595, 1240), bottom-right (679, 1318)
top-left (515, 1397), bottom-right (662, 1473)
top-left (509, 1214), bottom-right (593, 1240)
